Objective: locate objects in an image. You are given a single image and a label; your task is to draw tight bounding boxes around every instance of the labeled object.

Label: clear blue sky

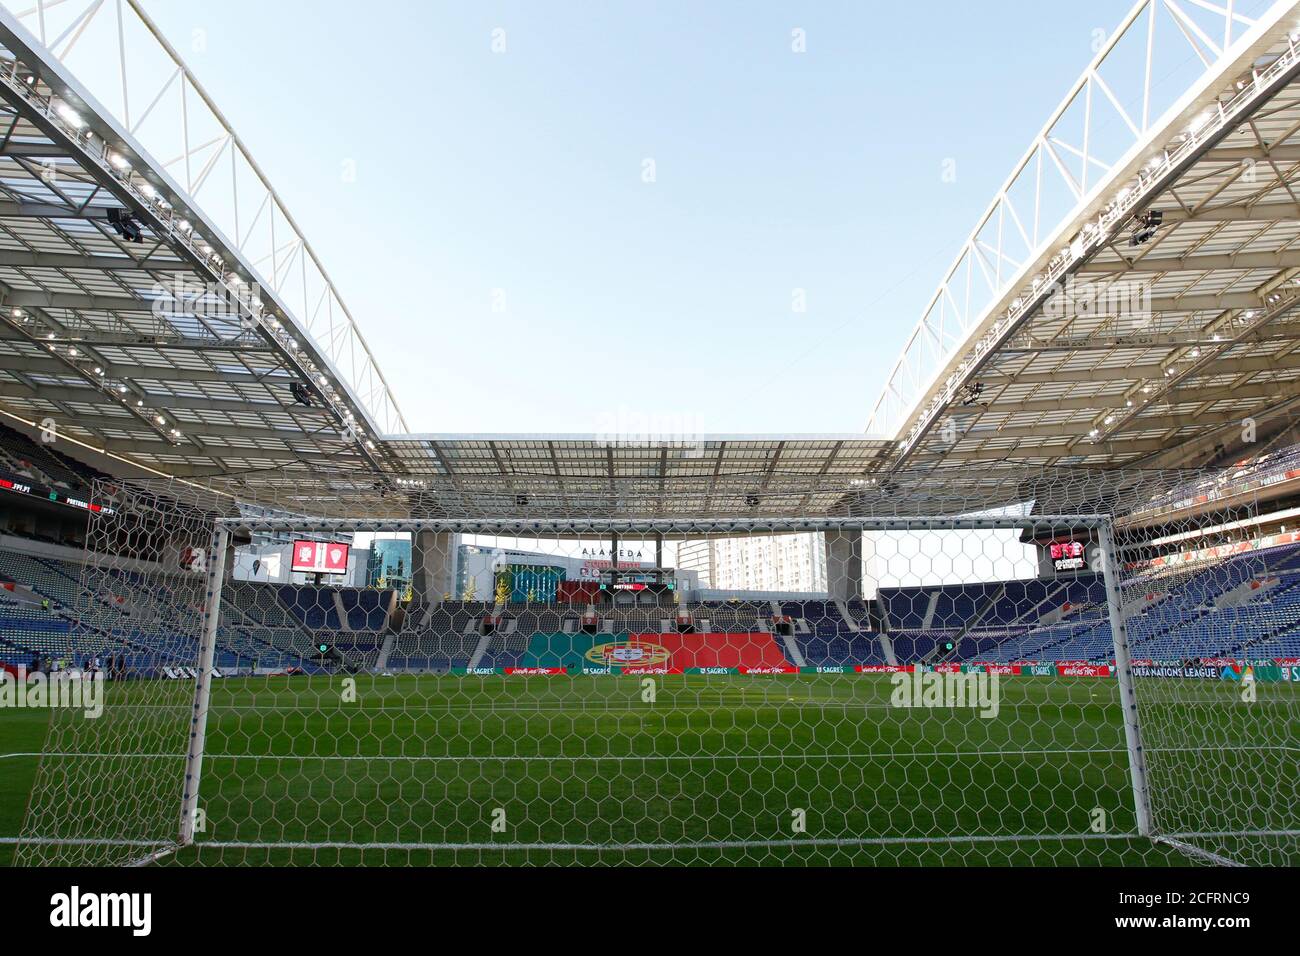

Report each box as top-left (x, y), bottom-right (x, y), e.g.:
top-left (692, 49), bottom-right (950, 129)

top-left (144, 0), bottom-right (1139, 435)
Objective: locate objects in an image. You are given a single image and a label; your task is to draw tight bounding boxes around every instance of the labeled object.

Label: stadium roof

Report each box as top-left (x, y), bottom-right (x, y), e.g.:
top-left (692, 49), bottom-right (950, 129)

top-left (1, 1), bottom-right (1300, 522)
top-left (880, 1), bottom-right (1300, 482)
top-left (382, 434), bottom-right (892, 518)
top-left (0, 4), bottom-right (400, 488)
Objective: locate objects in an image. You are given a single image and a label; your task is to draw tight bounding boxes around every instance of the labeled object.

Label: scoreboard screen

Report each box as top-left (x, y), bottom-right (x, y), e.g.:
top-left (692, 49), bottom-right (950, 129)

top-left (1050, 541), bottom-right (1086, 572)
top-left (291, 540), bottom-right (350, 575)
top-left (607, 571), bottom-right (671, 591)
top-left (598, 568), bottom-right (676, 593)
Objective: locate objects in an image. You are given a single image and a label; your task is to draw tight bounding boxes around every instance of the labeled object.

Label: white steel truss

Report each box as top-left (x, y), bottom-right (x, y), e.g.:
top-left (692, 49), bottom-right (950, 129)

top-left (869, 0), bottom-right (1300, 448)
top-left (0, 0), bottom-right (408, 435)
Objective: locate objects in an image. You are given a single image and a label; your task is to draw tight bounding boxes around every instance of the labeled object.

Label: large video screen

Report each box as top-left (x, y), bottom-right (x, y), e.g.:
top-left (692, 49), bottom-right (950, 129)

top-left (291, 540), bottom-right (350, 575)
top-left (1050, 541), bottom-right (1085, 572)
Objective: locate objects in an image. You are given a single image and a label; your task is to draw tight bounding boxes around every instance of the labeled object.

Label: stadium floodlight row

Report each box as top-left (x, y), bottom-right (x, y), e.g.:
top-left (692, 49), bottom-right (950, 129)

top-left (0, 0), bottom-right (1297, 869)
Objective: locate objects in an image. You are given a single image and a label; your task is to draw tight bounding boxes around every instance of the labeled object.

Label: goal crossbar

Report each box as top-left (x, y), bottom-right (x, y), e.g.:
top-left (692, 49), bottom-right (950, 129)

top-left (215, 515), bottom-right (1112, 535)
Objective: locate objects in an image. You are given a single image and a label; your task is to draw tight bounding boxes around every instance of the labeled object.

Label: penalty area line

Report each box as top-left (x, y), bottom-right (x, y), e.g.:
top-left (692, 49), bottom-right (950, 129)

top-left (188, 832), bottom-right (1151, 854)
top-left (14, 744), bottom-right (1297, 761)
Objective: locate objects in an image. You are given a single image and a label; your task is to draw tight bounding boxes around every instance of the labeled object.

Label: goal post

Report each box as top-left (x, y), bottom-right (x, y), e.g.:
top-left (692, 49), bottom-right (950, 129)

top-left (1104, 505), bottom-right (1300, 867)
top-left (178, 524), bottom-right (229, 849)
top-left (13, 473), bottom-right (1300, 866)
top-left (1096, 520), bottom-right (1153, 839)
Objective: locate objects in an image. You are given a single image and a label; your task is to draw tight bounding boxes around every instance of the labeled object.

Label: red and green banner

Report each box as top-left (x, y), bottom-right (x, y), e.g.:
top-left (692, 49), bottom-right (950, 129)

top-left (451, 645), bottom-right (1300, 678)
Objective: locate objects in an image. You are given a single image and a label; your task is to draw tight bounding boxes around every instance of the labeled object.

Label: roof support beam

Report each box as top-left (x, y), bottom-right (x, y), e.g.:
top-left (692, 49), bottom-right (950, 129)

top-left (1160, 200), bottom-right (1300, 223)
top-left (0, 289), bottom-right (158, 313)
top-left (0, 378), bottom-right (328, 416)
top-left (999, 329), bottom-right (1300, 353)
top-left (0, 351), bottom-right (294, 385)
top-left (912, 437), bottom-right (1173, 462)
top-left (74, 434), bottom-right (364, 465)
top-left (1200, 143), bottom-right (1300, 163)
top-left (0, 200), bottom-right (111, 219)
top-left (979, 353), bottom-right (1300, 385)
top-left (960, 406), bottom-right (1275, 442)
top-left (0, 249), bottom-right (195, 272)
top-left (0, 328), bottom-right (270, 352)
top-left (976, 381), bottom-right (1296, 414)
top-left (1078, 249), bottom-right (1300, 274)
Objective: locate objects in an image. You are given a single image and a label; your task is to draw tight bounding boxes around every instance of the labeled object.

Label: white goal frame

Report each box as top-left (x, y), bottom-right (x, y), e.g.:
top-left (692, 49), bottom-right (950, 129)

top-left (165, 512), bottom-right (1154, 863)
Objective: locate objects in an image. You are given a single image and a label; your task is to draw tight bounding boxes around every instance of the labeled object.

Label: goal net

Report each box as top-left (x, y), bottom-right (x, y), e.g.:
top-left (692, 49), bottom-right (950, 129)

top-left (13, 470), bottom-right (1299, 866)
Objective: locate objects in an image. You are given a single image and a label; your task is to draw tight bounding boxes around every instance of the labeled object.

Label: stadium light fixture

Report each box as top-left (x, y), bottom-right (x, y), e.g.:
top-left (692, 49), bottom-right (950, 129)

top-left (289, 382), bottom-right (314, 407)
top-left (107, 208), bottom-right (143, 243)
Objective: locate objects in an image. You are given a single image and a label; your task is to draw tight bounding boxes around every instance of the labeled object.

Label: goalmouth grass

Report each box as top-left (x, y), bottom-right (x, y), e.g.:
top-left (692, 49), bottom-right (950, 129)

top-left (7, 673), bottom-right (1296, 866)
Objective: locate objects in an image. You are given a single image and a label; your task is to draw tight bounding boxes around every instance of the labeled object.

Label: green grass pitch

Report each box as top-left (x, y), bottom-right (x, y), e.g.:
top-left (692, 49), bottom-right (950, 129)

top-left (2, 673), bottom-right (1296, 866)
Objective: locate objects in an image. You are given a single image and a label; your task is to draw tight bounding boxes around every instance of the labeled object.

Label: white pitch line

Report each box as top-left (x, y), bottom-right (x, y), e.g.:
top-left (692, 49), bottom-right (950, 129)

top-left (4, 744), bottom-right (1294, 762)
top-left (143, 832), bottom-right (1167, 853)
top-left (7, 829), bottom-right (1296, 852)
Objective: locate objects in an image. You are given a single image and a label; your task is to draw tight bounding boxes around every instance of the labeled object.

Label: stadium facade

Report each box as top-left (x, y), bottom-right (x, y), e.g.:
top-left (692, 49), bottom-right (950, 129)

top-left (676, 532), bottom-right (830, 593)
